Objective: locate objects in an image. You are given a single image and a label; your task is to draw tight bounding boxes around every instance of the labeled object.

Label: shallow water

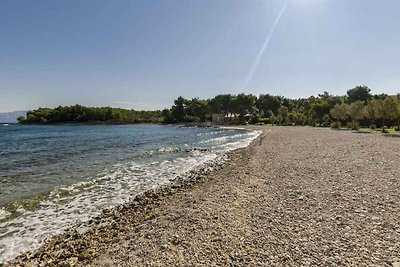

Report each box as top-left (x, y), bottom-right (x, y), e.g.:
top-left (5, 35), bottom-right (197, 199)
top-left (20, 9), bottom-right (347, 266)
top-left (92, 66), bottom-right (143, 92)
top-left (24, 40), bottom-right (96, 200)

top-left (0, 124), bottom-right (260, 262)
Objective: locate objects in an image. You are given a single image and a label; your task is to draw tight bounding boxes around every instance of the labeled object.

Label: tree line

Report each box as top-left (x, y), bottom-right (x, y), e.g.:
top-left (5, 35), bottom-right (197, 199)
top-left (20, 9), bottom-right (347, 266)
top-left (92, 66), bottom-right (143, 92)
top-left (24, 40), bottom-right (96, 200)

top-left (162, 85), bottom-right (400, 132)
top-left (18, 85), bottom-right (400, 132)
top-left (18, 105), bottom-right (163, 124)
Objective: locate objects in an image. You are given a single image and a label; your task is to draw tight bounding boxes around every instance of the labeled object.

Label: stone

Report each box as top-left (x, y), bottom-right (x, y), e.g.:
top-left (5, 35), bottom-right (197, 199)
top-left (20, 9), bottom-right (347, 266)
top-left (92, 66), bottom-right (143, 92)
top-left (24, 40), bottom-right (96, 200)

top-left (78, 249), bottom-right (96, 261)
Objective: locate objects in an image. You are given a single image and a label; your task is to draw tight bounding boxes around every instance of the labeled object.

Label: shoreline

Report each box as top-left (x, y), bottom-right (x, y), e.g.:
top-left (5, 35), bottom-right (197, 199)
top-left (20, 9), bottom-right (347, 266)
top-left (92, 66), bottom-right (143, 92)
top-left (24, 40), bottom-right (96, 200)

top-left (4, 158), bottom-right (231, 266)
top-left (2, 127), bottom-right (263, 266)
top-left (4, 126), bottom-right (400, 266)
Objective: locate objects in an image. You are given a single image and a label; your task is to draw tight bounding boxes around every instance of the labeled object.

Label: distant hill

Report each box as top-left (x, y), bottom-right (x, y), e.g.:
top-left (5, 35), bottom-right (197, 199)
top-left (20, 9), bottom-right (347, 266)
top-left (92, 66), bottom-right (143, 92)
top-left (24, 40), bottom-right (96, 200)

top-left (0, 111), bottom-right (27, 123)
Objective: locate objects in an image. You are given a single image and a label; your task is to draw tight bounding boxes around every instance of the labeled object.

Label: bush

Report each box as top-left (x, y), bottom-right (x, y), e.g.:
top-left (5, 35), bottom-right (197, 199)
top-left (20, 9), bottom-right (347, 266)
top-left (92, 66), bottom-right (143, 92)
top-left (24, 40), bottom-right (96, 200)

top-left (331, 121), bottom-right (341, 129)
top-left (321, 114), bottom-right (331, 127)
top-left (249, 115), bottom-right (260, 124)
top-left (17, 116), bottom-right (26, 123)
top-left (183, 115), bottom-right (200, 122)
top-left (351, 121), bottom-right (360, 130)
top-left (258, 117), bottom-right (269, 124)
top-left (230, 118), bottom-right (242, 125)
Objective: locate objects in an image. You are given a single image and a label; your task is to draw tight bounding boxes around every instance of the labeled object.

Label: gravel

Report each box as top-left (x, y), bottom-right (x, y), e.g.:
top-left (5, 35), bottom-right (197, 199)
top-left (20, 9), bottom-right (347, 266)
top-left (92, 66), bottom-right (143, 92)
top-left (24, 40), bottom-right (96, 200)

top-left (5, 126), bottom-right (400, 266)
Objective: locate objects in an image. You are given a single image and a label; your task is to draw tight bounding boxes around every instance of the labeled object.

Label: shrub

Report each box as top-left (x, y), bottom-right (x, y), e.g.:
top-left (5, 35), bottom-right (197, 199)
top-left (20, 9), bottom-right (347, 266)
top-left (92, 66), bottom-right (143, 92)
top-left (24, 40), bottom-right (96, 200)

top-left (249, 115), bottom-right (260, 124)
top-left (183, 115), bottom-right (200, 122)
top-left (331, 121), bottom-right (341, 129)
top-left (17, 116), bottom-right (26, 123)
top-left (351, 121), bottom-right (360, 130)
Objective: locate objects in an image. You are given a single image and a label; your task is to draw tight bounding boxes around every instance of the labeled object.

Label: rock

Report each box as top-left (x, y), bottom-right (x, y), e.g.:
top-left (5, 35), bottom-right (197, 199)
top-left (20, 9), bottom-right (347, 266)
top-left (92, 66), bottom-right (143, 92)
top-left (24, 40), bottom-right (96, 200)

top-left (160, 244), bottom-right (169, 250)
top-left (78, 249), bottom-right (96, 261)
top-left (76, 226), bottom-right (90, 235)
top-left (229, 251), bottom-right (239, 260)
top-left (171, 235), bottom-right (181, 245)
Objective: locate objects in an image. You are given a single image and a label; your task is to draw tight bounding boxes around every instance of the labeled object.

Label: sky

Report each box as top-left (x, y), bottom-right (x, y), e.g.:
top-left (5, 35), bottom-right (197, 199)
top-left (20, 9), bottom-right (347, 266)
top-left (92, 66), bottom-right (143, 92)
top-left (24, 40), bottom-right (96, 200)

top-left (1, 0), bottom-right (400, 112)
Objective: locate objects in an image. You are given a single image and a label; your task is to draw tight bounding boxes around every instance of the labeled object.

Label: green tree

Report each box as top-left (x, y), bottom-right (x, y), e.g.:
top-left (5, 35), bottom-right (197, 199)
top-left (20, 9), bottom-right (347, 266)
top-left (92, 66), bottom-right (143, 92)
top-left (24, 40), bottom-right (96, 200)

top-left (171, 96), bottom-right (188, 122)
top-left (346, 85), bottom-right (372, 103)
top-left (278, 106), bottom-right (289, 125)
top-left (232, 93), bottom-right (256, 122)
top-left (319, 91), bottom-right (344, 107)
top-left (209, 94), bottom-right (233, 115)
top-left (311, 99), bottom-right (330, 126)
top-left (161, 108), bottom-right (173, 123)
top-left (373, 93), bottom-right (388, 100)
top-left (346, 101), bottom-right (365, 130)
top-left (375, 97), bottom-right (398, 132)
top-left (17, 116), bottom-right (26, 123)
top-left (288, 112), bottom-right (306, 125)
top-left (330, 103), bottom-right (348, 127)
top-left (21, 105), bottom-right (162, 124)
top-left (394, 94), bottom-right (400, 130)
top-left (365, 99), bottom-right (378, 128)
top-left (186, 98), bottom-right (209, 121)
top-left (257, 94), bottom-right (282, 117)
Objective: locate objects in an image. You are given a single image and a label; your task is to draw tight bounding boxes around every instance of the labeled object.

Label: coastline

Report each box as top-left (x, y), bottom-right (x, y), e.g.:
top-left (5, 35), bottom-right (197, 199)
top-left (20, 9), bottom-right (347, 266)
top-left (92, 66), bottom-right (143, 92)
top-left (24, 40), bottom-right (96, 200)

top-left (2, 126), bottom-right (262, 266)
top-left (4, 126), bottom-right (400, 266)
top-left (4, 155), bottom-right (237, 266)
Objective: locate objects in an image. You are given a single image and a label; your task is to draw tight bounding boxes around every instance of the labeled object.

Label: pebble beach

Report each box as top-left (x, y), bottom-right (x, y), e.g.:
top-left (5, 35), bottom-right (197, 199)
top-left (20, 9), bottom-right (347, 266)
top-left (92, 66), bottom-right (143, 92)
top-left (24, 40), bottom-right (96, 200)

top-left (5, 126), bottom-right (400, 266)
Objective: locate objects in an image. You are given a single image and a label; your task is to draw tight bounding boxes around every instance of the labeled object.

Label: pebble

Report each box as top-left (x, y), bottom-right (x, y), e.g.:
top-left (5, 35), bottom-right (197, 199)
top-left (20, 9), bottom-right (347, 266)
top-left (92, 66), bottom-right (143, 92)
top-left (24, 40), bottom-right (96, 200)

top-left (4, 127), bottom-right (400, 267)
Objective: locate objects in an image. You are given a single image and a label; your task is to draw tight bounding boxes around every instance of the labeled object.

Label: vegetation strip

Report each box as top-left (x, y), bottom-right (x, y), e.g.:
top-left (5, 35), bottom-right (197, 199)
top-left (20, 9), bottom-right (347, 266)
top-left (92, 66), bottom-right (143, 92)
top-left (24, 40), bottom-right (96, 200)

top-left (19, 86), bottom-right (400, 133)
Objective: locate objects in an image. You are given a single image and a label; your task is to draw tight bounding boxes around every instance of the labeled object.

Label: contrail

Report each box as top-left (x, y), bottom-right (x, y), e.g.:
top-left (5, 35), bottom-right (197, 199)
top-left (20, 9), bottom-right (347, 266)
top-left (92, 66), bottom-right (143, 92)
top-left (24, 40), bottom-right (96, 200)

top-left (244, 0), bottom-right (289, 89)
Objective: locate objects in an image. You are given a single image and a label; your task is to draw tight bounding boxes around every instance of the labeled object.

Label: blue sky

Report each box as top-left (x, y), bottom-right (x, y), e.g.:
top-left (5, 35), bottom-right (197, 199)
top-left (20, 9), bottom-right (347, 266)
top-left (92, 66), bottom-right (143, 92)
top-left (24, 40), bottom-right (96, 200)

top-left (1, 0), bottom-right (400, 112)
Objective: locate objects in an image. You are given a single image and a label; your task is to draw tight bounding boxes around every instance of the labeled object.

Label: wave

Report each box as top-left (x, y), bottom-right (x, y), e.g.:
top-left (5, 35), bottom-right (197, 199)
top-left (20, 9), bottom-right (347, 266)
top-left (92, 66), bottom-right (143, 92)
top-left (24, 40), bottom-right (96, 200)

top-left (0, 129), bottom-right (261, 263)
top-left (198, 130), bottom-right (260, 148)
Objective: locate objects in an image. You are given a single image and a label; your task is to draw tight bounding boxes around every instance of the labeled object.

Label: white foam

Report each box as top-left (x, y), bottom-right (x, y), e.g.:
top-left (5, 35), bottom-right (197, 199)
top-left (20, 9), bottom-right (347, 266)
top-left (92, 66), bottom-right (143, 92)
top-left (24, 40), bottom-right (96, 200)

top-left (196, 130), bottom-right (224, 136)
top-left (199, 132), bottom-right (251, 145)
top-left (0, 208), bottom-right (11, 221)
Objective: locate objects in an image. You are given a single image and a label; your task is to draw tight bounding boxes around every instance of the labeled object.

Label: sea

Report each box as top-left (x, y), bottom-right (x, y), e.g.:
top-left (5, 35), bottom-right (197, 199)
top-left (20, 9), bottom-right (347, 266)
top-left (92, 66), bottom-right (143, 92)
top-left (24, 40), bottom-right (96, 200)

top-left (0, 123), bottom-right (260, 262)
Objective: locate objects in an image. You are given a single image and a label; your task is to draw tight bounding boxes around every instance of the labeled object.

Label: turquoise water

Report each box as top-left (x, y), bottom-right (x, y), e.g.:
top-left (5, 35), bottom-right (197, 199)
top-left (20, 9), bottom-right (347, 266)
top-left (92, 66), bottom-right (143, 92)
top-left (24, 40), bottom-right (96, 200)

top-left (0, 124), bottom-right (260, 262)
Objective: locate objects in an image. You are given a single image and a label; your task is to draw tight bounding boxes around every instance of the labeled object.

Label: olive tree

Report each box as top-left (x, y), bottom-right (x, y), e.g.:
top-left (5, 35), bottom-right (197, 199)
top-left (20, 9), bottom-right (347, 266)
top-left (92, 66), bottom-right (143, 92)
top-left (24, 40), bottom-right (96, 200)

top-left (375, 97), bottom-right (398, 132)
top-left (330, 103), bottom-right (348, 128)
top-left (365, 99), bottom-right (378, 129)
top-left (346, 101), bottom-right (365, 130)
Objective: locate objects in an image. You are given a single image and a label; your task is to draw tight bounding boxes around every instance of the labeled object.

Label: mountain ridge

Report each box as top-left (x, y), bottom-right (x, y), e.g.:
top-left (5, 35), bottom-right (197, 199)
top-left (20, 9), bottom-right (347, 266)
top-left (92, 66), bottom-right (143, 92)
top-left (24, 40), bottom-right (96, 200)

top-left (0, 111), bottom-right (27, 123)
